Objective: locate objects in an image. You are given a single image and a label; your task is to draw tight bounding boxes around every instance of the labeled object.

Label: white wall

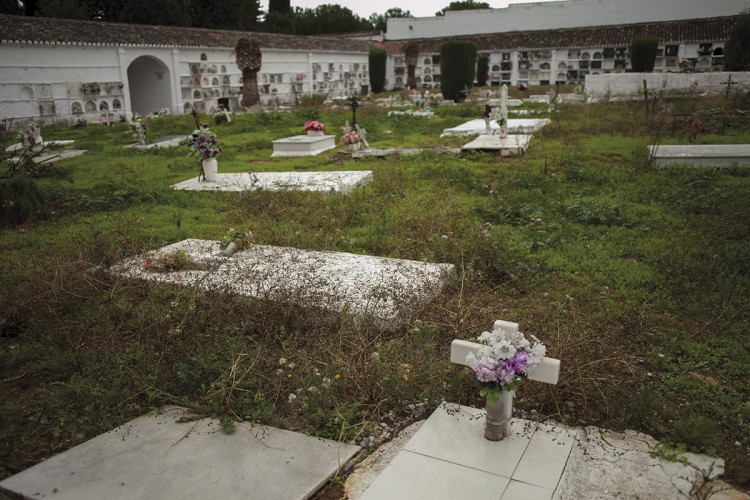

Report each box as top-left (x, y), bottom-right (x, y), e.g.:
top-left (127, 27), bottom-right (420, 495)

top-left (386, 0), bottom-right (748, 40)
top-left (584, 72), bottom-right (750, 100)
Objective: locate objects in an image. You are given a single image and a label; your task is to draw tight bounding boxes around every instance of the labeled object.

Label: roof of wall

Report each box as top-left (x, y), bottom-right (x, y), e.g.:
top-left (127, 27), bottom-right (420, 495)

top-left (0, 14), bottom-right (373, 52)
top-left (378, 16), bottom-right (736, 54)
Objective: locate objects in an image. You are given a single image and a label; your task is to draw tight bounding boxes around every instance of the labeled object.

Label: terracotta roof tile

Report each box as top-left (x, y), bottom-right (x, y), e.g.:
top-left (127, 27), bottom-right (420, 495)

top-left (0, 14), bottom-right (373, 52)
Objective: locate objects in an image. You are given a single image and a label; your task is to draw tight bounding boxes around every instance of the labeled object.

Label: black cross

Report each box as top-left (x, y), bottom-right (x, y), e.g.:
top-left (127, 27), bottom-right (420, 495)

top-left (350, 96), bottom-right (359, 128)
top-left (191, 109), bottom-right (200, 129)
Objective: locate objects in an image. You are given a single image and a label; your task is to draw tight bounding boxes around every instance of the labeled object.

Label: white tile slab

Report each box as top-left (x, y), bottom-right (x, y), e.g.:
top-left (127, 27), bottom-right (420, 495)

top-left (461, 134), bottom-right (531, 155)
top-left (109, 239), bottom-right (454, 321)
top-left (5, 139), bottom-right (74, 152)
top-left (649, 144), bottom-right (750, 167)
top-left (511, 422), bottom-right (575, 489)
top-left (271, 134), bottom-right (337, 157)
top-left (172, 171), bottom-right (373, 194)
top-left (7, 149), bottom-right (87, 164)
top-left (360, 450), bottom-right (509, 500)
top-left (441, 119), bottom-right (550, 137)
top-left (501, 480), bottom-right (554, 500)
top-left (402, 403), bottom-right (536, 478)
top-left (0, 406), bottom-right (360, 500)
top-left (124, 135), bottom-right (187, 149)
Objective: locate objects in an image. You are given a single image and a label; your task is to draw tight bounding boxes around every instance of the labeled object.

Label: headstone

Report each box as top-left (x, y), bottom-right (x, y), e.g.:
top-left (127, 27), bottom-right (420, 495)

top-left (271, 134), bottom-right (336, 157)
top-left (172, 171), bottom-right (373, 194)
top-left (499, 84), bottom-right (509, 138)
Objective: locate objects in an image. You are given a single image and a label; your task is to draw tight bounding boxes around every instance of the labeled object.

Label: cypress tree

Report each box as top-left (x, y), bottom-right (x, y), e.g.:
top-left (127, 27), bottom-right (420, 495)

top-left (477, 53), bottom-right (489, 86)
top-left (630, 36), bottom-right (659, 72)
top-left (369, 47), bottom-right (387, 93)
top-left (440, 40), bottom-right (477, 102)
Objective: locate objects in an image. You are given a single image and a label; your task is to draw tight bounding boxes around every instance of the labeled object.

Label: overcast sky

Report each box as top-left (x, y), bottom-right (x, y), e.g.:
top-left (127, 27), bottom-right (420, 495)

top-left (259, 0), bottom-right (560, 19)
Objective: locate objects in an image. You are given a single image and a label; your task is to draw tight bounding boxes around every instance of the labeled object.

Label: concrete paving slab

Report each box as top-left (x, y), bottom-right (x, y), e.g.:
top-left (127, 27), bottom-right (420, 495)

top-left (0, 406), bottom-right (360, 500)
top-left (353, 403), bottom-right (735, 500)
top-left (7, 149), bottom-right (87, 164)
top-left (650, 144), bottom-right (750, 167)
top-left (124, 135), bottom-right (186, 150)
top-left (461, 134), bottom-right (532, 155)
top-left (441, 119), bottom-right (550, 137)
top-left (5, 140), bottom-right (75, 152)
top-left (351, 147), bottom-right (461, 158)
top-left (172, 171), bottom-right (373, 194)
top-left (109, 239), bottom-right (455, 321)
top-left (272, 135), bottom-right (336, 157)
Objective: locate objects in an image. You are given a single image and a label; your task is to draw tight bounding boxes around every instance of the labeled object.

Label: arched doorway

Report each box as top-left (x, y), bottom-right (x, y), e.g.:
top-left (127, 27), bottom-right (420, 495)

top-left (127, 56), bottom-right (172, 116)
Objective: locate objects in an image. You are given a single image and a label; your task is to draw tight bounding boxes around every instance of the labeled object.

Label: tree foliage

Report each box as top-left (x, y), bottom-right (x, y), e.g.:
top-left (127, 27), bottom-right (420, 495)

top-left (440, 40), bottom-right (477, 102)
top-left (369, 7), bottom-right (411, 31)
top-left (630, 36), bottom-right (659, 72)
top-left (724, 9), bottom-right (750, 71)
top-left (191, 0), bottom-right (260, 31)
top-left (38, 0), bottom-right (89, 19)
top-left (292, 4), bottom-right (371, 35)
top-left (476, 53), bottom-right (489, 86)
top-left (118, 0), bottom-right (191, 26)
top-left (0, 0), bottom-right (22, 15)
top-left (368, 47), bottom-right (387, 93)
top-left (436, 0), bottom-right (490, 16)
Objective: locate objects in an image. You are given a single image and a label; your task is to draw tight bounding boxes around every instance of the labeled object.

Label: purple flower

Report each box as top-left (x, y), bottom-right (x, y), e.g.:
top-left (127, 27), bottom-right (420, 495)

top-left (203, 149), bottom-right (211, 158)
top-left (199, 135), bottom-right (206, 142)
top-left (512, 351), bottom-right (533, 375)
top-left (202, 123), bottom-right (209, 129)
top-left (210, 136), bottom-right (217, 144)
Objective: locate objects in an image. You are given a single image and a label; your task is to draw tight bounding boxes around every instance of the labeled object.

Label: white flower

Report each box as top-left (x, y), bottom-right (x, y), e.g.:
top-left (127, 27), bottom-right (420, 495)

top-left (279, 357), bottom-right (287, 365)
top-left (288, 362), bottom-right (296, 369)
top-left (531, 341), bottom-right (546, 361)
top-left (288, 393), bottom-right (297, 403)
top-left (491, 339), bottom-right (517, 360)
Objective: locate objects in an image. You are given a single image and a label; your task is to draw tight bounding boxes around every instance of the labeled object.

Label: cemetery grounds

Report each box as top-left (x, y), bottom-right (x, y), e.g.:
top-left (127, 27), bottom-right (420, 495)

top-left (1, 88), bottom-right (749, 489)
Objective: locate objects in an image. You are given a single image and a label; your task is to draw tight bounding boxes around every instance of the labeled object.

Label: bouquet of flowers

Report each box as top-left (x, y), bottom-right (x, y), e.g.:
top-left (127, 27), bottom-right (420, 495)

top-left (19, 129), bottom-right (37, 150)
top-left (467, 321), bottom-right (546, 406)
top-left (340, 130), bottom-right (360, 146)
top-left (187, 123), bottom-right (223, 159)
top-left (304, 120), bottom-right (325, 132)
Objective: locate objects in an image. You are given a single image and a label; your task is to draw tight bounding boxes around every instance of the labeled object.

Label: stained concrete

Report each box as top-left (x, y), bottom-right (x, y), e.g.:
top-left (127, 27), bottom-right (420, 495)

top-left (109, 239), bottom-right (455, 321)
top-left (0, 406), bottom-right (360, 500)
top-left (650, 144), bottom-right (750, 167)
top-left (271, 135), bottom-right (337, 157)
top-left (461, 134), bottom-right (532, 155)
top-left (441, 118), bottom-right (550, 137)
top-left (172, 171), bottom-right (373, 194)
top-left (124, 135), bottom-right (186, 150)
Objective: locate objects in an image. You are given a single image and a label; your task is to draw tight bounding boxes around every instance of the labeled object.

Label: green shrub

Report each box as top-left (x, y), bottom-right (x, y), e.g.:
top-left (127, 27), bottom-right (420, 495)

top-left (725, 9), bottom-right (750, 71)
top-left (0, 175), bottom-right (47, 226)
top-left (476, 54), bottom-right (489, 86)
top-left (368, 47), bottom-right (387, 93)
top-left (630, 36), bottom-right (659, 72)
top-left (440, 41), bottom-right (477, 102)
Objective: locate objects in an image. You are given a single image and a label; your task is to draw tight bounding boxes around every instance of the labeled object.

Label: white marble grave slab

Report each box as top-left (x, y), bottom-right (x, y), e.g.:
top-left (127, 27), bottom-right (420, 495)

top-left (461, 134), bottom-right (532, 156)
top-left (649, 144), bottom-right (750, 167)
top-left (0, 406), bottom-right (360, 500)
top-left (172, 171), bottom-right (373, 194)
top-left (387, 110), bottom-right (435, 117)
top-left (124, 135), bottom-right (187, 150)
top-left (7, 149), bottom-right (87, 164)
top-left (5, 139), bottom-right (75, 152)
top-left (110, 239), bottom-right (455, 321)
top-left (440, 118), bottom-right (550, 137)
top-left (272, 134), bottom-right (336, 157)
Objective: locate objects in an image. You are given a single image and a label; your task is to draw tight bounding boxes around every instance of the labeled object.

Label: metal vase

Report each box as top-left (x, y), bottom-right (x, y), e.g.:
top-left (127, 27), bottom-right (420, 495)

top-left (485, 389), bottom-right (513, 441)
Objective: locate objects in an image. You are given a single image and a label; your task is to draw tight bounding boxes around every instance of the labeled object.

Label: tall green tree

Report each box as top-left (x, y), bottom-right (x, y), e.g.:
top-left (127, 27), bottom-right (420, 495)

top-left (38, 0), bottom-right (89, 19)
top-left (369, 7), bottom-right (411, 31)
top-left (724, 9), bottom-right (750, 71)
top-left (368, 47), bottom-right (387, 93)
top-left (0, 0), bottom-right (22, 15)
top-left (119, 0), bottom-right (191, 25)
top-left (268, 0), bottom-right (290, 14)
top-left (293, 4), bottom-right (370, 35)
top-left (630, 36), bottom-right (659, 72)
top-left (192, 0), bottom-right (260, 31)
top-left (440, 40), bottom-right (477, 102)
top-left (436, 0), bottom-right (490, 16)
top-left (476, 53), bottom-right (489, 86)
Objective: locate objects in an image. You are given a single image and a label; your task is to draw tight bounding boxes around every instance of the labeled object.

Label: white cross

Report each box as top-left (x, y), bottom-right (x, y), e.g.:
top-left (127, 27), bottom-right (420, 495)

top-left (451, 320), bottom-right (560, 436)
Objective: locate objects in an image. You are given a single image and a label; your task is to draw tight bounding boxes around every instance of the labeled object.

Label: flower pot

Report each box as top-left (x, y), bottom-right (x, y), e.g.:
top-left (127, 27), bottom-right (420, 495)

top-left (345, 143), bottom-right (361, 152)
top-left (202, 158), bottom-right (218, 182)
top-left (485, 389), bottom-right (513, 441)
top-left (306, 130), bottom-right (324, 136)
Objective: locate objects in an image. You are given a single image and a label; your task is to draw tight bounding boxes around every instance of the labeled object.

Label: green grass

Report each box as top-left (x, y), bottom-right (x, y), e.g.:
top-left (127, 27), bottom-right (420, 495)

top-left (1, 93), bottom-right (749, 487)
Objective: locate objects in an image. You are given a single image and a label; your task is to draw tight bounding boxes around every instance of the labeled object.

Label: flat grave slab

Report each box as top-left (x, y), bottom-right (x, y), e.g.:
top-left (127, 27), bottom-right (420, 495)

top-left (5, 139), bottom-right (75, 152)
top-left (7, 149), bottom-right (88, 164)
top-left (351, 147), bottom-right (461, 159)
top-left (110, 239), bottom-right (455, 321)
top-left (0, 406), bottom-right (360, 500)
top-left (357, 402), bottom-right (725, 500)
top-left (272, 134), bottom-right (336, 157)
top-left (650, 144), bottom-right (750, 167)
top-left (441, 118), bottom-right (550, 137)
top-left (387, 110), bottom-right (435, 117)
top-left (461, 134), bottom-right (532, 156)
top-left (124, 135), bottom-right (186, 150)
top-left (485, 98), bottom-right (523, 107)
top-left (173, 171), bottom-right (373, 194)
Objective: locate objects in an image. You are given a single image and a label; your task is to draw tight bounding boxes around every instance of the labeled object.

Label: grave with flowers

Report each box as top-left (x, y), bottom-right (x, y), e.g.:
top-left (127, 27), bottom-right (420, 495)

top-left (124, 113), bottom-right (186, 150)
top-left (271, 120), bottom-right (336, 157)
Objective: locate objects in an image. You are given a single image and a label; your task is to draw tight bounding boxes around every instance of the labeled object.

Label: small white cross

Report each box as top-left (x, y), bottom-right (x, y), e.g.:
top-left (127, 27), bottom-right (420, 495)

top-left (451, 320), bottom-right (561, 437)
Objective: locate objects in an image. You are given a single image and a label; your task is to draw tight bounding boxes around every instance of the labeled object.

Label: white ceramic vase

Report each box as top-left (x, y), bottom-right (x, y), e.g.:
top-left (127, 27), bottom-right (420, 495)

top-left (202, 158), bottom-right (218, 182)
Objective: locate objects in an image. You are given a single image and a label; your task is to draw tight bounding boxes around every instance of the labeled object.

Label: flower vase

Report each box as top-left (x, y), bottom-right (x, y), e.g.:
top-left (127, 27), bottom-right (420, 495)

top-left (345, 143), bottom-right (361, 152)
top-left (202, 158), bottom-right (218, 182)
top-left (306, 130), bottom-right (324, 136)
top-left (485, 389), bottom-right (513, 441)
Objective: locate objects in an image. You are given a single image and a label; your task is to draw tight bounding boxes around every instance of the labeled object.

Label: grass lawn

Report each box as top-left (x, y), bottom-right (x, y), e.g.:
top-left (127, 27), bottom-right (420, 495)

top-left (1, 90), bottom-right (749, 488)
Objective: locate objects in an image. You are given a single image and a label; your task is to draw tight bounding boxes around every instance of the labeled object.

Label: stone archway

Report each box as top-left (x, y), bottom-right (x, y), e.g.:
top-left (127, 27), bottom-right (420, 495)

top-left (127, 56), bottom-right (172, 116)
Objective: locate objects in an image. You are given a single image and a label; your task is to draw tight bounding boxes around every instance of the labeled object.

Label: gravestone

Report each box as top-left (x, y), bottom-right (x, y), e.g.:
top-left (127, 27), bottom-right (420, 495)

top-left (271, 134), bottom-right (336, 157)
top-left (441, 118), bottom-right (550, 137)
top-left (124, 135), bottom-right (186, 150)
top-left (172, 171), bottom-right (373, 194)
top-left (450, 320), bottom-right (560, 437)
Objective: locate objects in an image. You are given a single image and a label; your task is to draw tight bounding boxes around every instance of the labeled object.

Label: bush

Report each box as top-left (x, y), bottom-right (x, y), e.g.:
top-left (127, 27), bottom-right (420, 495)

top-left (0, 175), bottom-right (47, 226)
top-left (725, 9), bottom-right (750, 71)
top-left (440, 41), bottom-right (477, 102)
top-left (630, 36), bottom-right (659, 72)
top-left (476, 54), bottom-right (489, 86)
top-left (369, 47), bottom-right (387, 93)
